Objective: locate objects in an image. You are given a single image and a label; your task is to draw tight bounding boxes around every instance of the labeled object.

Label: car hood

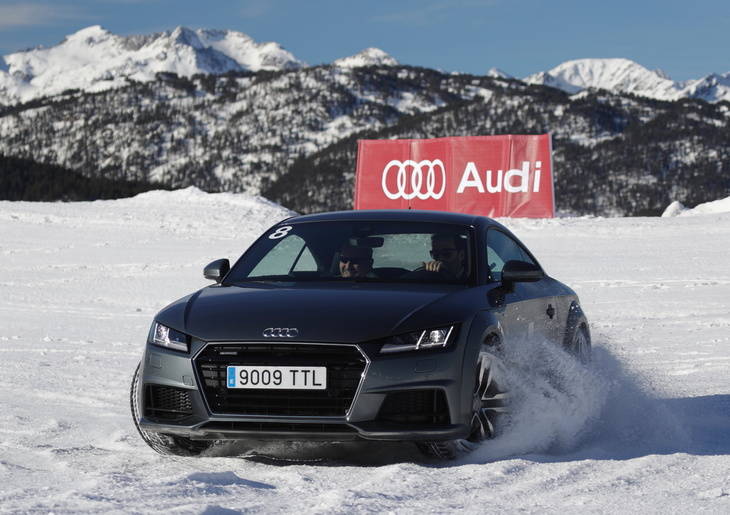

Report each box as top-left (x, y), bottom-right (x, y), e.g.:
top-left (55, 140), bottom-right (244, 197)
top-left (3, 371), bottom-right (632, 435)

top-left (156, 282), bottom-right (475, 344)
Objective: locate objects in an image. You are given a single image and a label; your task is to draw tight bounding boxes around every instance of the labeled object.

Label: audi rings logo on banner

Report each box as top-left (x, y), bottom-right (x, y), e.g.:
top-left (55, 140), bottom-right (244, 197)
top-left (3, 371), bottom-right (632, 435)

top-left (262, 327), bottom-right (299, 338)
top-left (381, 159), bottom-right (447, 200)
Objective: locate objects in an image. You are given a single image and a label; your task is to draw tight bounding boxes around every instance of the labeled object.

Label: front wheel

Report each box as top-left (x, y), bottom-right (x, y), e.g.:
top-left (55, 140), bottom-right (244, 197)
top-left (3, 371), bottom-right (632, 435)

top-left (416, 349), bottom-right (508, 459)
top-left (568, 323), bottom-right (592, 363)
top-left (130, 363), bottom-right (213, 457)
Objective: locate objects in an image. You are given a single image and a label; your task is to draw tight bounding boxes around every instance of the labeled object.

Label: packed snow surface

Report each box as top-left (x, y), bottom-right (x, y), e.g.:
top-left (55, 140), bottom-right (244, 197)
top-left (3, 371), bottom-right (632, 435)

top-left (1, 189), bottom-right (729, 513)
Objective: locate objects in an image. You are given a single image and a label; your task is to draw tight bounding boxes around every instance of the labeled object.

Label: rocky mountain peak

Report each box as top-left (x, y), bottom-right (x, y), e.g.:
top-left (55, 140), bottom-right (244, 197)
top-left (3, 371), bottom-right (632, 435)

top-left (486, 67), bottom-right (512, 79)
top-left (168, 26), bottom-right (205, 49)
top-left (334, 48), bottom-right (398, 68)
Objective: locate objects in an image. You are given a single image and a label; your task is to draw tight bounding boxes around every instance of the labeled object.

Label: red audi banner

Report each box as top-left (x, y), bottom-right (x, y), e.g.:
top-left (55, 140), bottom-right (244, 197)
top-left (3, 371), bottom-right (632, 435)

top-left (354, 135), bottom-right (555, 218)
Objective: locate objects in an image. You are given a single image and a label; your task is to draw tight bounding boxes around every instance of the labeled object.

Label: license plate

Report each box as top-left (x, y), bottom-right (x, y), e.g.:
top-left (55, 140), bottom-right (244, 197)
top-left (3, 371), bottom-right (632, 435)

top-left (226, 366), bottom-right (327, 390)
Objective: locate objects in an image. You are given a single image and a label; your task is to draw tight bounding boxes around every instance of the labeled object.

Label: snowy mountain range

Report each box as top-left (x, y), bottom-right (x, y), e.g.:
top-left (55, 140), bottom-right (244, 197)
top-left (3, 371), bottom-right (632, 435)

top-left (0, 26), bottom-right (402, 105)
top-left (524, 58), bottom-right (730, 104)
top-left (0, 25), bottom-right (304, 104)
top-left (1, 26), bottom-right (728, 106)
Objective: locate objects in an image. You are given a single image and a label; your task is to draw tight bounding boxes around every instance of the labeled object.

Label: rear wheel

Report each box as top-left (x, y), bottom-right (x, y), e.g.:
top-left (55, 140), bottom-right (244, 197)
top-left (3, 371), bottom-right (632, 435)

top-left (130, 362), bottom-right (213, 457)
top-left (416, 348), bottom-right (507, 459)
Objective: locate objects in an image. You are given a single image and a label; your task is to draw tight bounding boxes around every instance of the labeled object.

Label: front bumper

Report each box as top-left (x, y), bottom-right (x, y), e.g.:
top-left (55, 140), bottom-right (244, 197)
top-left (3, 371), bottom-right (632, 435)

top-left (138, 418), bottom-right (470, 442)
top-left (136, 338), bottom-right (471, 442)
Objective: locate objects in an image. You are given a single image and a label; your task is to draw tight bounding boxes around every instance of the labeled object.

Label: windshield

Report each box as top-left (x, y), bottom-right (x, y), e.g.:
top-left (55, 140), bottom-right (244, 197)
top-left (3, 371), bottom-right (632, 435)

top-left (226, 221), bottom-right (474, 285)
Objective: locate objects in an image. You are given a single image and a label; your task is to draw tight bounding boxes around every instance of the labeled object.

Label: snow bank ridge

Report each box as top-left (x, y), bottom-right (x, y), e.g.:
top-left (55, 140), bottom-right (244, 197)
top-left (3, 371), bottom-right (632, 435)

top-left (130, 186), bottom-right (296, 213)
top-left (662, 195), bottom-right (730, 217)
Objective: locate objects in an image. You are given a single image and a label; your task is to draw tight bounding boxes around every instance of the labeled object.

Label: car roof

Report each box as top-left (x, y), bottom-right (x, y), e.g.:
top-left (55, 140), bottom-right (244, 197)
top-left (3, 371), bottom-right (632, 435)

top-left (285, 209), bottom-right (500, 228)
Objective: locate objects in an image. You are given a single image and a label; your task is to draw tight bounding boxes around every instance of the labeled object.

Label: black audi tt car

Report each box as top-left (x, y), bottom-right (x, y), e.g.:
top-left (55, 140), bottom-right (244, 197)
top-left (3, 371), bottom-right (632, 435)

top-left (131, 210), bottom-right (590, 459)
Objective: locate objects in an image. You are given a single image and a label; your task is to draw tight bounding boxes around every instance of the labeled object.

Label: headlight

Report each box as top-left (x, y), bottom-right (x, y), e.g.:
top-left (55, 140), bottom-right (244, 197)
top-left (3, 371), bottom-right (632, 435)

top-left (148, 322), bottom-right (190, 353)
top-left (380, 326), bottom-right (455, 354)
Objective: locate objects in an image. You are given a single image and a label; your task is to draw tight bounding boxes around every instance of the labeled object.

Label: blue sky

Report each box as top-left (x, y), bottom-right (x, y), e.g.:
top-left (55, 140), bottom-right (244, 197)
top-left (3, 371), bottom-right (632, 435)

top-left (0, 0), bottom-right (727, 80)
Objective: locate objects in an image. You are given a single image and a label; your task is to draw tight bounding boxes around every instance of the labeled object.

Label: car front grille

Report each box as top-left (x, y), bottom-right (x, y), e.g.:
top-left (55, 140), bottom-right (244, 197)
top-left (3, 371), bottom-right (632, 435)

top-left (194, 343), bottom-right (367, 417)
top-left (144, 384), bottom-right (193, 421)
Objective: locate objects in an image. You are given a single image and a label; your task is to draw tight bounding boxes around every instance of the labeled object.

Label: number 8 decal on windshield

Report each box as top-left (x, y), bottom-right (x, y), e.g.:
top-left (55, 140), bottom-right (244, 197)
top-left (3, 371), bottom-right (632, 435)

top-left (269, 225), bottom-right (293, 239)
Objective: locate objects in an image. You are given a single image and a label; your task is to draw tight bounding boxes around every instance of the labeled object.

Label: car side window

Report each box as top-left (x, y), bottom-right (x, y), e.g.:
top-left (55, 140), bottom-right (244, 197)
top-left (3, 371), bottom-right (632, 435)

top-left (487, 229), bottom-right (537, 282)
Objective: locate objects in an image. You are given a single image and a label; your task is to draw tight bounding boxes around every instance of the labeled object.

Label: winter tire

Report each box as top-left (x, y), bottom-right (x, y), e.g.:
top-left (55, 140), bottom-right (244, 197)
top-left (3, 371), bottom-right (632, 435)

top-left (130, 362), bottom-right (213, 457)
top-left (568, 323), bottom-right (592, 363)
top-left (417, 347), bottom-right (508, 459)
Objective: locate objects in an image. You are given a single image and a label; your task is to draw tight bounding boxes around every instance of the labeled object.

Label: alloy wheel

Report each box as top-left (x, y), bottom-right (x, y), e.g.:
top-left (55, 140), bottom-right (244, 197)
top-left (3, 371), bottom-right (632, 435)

top-left (571, 326), bottom-right (591, 363)
top-left (468, 351), bottom-right (508, 442)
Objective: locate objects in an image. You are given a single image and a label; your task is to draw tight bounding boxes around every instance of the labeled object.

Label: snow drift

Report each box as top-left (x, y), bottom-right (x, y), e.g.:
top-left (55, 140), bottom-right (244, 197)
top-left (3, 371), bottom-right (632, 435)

top-left (662, 195), bottom-right (730, 217)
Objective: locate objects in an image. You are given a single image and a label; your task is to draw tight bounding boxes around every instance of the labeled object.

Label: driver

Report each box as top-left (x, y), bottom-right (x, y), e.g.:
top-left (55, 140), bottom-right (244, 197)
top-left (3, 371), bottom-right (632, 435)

top-left (422, 233), bottom-right (466, 279)
top-left (339, 245), bottom-right (374, 278)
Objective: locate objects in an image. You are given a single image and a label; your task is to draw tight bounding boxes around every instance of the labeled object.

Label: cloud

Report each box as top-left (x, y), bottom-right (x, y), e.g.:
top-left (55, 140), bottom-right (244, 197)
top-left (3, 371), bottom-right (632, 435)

top-left (372, 0), bottom-right (498, 25)
top-left (93, 0), bottom-right (162, 3)
top-left (0, 3), bottom-right (84, 29)
top-left (239, 0), bottom-right (272, 19)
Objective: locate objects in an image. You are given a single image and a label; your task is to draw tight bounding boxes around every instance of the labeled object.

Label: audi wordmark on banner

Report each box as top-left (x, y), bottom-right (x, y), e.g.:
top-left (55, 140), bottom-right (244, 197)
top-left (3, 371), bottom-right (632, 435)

top-left (354, 135), bottom-right (555, 218)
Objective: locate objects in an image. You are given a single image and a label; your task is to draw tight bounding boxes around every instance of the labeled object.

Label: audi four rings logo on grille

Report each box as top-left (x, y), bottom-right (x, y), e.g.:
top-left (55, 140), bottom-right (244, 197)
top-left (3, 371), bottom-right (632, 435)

top-left (262, 327), bottom-right (299, 338)
top-left (381, 159), bottom-right (447, 200)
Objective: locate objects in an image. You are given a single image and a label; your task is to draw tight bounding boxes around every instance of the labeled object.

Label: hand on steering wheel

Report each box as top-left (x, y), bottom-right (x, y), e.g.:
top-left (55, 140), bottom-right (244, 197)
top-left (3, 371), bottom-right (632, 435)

top-left (421, 260), bottom-right (446, 273)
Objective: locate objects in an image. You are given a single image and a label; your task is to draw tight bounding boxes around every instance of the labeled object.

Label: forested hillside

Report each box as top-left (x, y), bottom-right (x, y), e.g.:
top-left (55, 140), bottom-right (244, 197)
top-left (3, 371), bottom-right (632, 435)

top-left (1, 65), bottom-right (728, 215)
top-left (0, 154), bottom-right (165, 201)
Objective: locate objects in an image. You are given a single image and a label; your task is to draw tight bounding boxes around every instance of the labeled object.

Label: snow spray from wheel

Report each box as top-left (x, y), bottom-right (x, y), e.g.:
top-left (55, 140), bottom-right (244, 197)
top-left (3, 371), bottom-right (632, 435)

top-left (467, 337), bottom-right (691, 463)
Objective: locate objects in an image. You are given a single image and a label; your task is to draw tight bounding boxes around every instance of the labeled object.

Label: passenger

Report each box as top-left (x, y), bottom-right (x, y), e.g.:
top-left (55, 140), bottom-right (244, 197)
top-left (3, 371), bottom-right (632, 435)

top-left (422, 233), bottom-right (466, 279)
top-left (339, 245), bottom-right (374, 278)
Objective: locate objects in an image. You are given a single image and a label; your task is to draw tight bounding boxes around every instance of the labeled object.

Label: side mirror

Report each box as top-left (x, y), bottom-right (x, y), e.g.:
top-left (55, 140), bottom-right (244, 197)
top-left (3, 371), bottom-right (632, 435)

top-left (501, 260), bottom-right (544, 284)
top-left (204, 258), bottom-right (230, 283)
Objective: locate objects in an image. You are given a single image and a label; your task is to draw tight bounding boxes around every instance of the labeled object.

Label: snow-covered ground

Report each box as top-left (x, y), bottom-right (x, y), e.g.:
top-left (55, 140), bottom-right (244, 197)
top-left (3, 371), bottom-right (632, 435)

top-left (1, 189), bottom-right (728, 513)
